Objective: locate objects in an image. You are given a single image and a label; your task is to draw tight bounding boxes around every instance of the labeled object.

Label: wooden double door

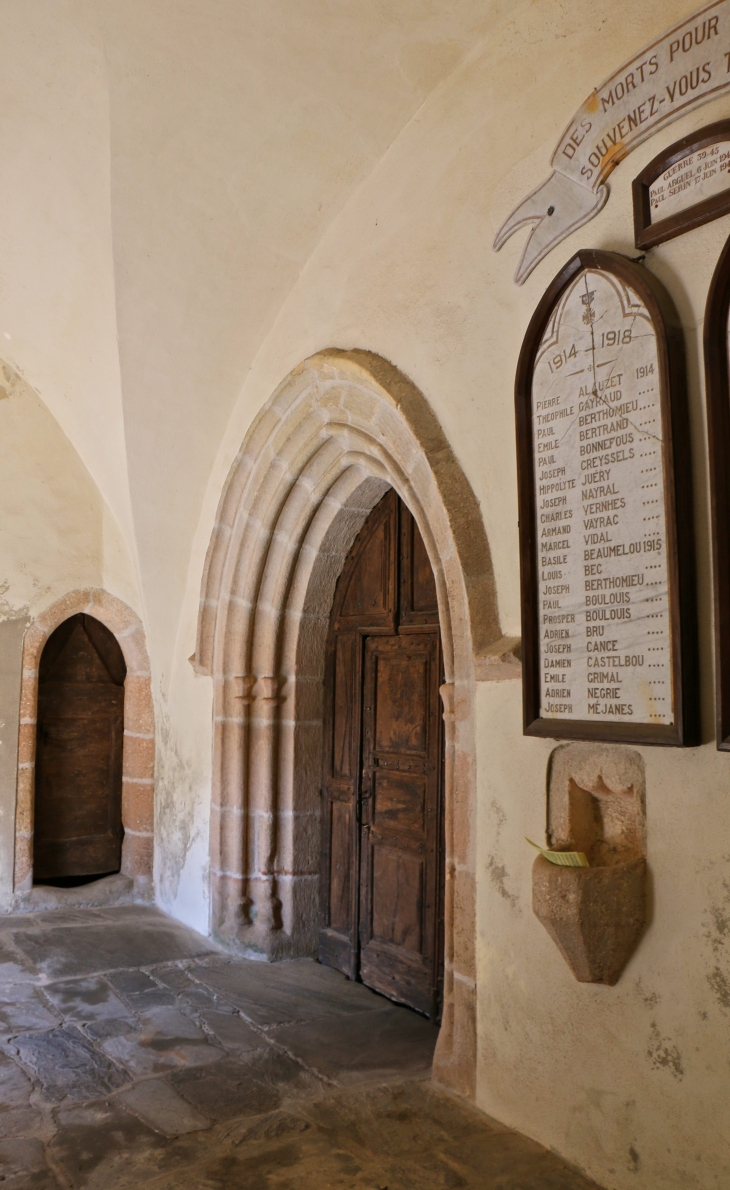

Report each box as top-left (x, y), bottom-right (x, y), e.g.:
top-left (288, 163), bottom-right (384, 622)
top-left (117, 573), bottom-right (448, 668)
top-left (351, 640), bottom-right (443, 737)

top-left (319, 490), bottom-right (444, 1018)
top-left (34, 614), bottom-right (126, 883)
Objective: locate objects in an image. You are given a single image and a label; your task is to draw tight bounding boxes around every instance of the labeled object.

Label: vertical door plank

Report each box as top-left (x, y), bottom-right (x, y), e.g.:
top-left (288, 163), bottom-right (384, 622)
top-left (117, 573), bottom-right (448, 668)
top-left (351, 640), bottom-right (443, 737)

top-left (318, 491), bottom-right (398, 976)
top-left (358, 632), bottom-right (442, 1016)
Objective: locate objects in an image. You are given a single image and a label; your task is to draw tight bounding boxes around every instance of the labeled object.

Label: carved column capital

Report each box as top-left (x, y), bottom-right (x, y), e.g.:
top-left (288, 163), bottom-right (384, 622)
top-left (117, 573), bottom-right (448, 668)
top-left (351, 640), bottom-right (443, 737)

top-left (254, 675), bottom-right (283, 702)
top-left (232, 674), bottom-right (256, 702)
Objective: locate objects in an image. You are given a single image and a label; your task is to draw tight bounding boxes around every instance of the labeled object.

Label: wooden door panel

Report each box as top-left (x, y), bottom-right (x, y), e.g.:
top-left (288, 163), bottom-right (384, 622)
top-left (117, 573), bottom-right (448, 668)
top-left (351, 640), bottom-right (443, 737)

top-left (336, 491), bottom-right (396, 630)
top-left (319, 627), bottom-right (363, 977)
top-left (339, 518), bottom-right (391, 617)
top-left (359, 952), bottom-right (433, 1015)
top-left (359, 631), bottom-right (441, 1015)
top-left (399, 503), bottom-right (439, 628)
top-left (370, 846), bottom-right (423, 951)
top-left (373, 652), bottom-right (428, 755)
top-left (33, 616), bottom-right (125, 882)
top-left (332, 635), bottom-right (357, 778)
top-left (319, 490), bottom-right (444, 1017)
top-left (372, 769), bottom-right (425, 833)
top-left (36, 717), bottom-right (116, 839)
top-left (34, 689), bottom-right (123, 879)
top-left (327, 798), bottom-right (354, 934)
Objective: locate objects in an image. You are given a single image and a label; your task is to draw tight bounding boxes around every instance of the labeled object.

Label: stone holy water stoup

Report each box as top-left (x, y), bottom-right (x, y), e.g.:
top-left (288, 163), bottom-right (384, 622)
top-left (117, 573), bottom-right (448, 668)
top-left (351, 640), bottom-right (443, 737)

top-left (532, 743), bottom-right (647, 985)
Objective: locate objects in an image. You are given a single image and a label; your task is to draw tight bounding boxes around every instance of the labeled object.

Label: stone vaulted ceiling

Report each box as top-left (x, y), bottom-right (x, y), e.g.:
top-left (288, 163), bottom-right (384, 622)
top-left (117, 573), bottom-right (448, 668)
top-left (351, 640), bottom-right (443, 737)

top-left (0, 0), bottom-right (500, 663)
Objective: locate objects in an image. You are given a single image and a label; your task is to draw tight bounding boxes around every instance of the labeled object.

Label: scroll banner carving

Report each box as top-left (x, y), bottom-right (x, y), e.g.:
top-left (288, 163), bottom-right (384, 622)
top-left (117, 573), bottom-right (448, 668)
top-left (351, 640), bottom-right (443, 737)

top-left (515, 250), bottom-right (699, 746)
top-left (495, 0), bottom-right (730, 284)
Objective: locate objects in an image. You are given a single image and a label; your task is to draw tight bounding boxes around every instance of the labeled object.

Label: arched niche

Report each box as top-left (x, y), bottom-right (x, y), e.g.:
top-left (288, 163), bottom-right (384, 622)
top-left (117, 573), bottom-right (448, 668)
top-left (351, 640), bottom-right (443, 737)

top-left (195, 348), bottom-right (510, 1096)
top-left (34, 614), bottom-right (127, 885)
top-left (15, 589), bottom-right (154, 900)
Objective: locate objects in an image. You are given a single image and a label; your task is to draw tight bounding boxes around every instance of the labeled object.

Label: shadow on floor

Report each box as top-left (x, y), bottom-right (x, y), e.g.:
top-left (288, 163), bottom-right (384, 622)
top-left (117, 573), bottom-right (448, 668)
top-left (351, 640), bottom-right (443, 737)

top-left (0, 904), bottom-right (600, 1189)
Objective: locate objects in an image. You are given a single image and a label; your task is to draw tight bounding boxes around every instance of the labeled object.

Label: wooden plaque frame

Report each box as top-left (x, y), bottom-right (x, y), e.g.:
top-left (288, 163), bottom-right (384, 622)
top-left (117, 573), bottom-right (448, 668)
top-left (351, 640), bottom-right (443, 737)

top-left (515, 249), bottom-right (698, 746)
top-left (704, 233), bottom-right (730, 749)
top-left (633, 120), bottom-right (730, 251)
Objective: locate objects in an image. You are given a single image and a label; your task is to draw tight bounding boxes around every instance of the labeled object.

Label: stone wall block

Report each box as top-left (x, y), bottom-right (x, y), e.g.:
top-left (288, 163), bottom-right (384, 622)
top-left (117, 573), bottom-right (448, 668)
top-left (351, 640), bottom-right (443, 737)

top-left (217, 717), bottom-right (244, 804)
top-left (195, 611), bottom-right (217, 674)
top-left (210, 869), bottom-right (248, 944)
top-left (19, 677), bottom-right (38, 722)
top-left (118, 625), bottom-right (149, 674)
top-left (86, 591), bottom-right (135, 638)
top-left (122, 733), bottom-right (155, 781)
top-left (451, 750), bottom-right (474, 867)
top-left (123, 676), bottom-right (155, 737)
top-left (315, 383), bottom-right (348, 413)
top-left (373, 404), bottom-right (417, 465)
top-left (452, 870), bottom-right (477, 983)
top-left (341, 387), bottom-right (378, 423)
top-left (14, 837), bottom-right (32, 890)
top-left (15, 769), bottom-right (34, 835)
top-left (121, 780), bottom-right (154, 834)
top-left (23, 623), bottom-right (48, 659)
top-left (121, 831), bottom-right (154, 880)
top-left (16, 722), bottom-right (36, 768)
top-left (292, 674), bottom-right (323, 724)
top-left (288, 810), bottom-right (320, 872)
top-left (38, 590), bottom-right (93, 632)
top-left (433, 973), bottom-right (476, 1099)
top-left (218, 813), bottom-right (244, 875)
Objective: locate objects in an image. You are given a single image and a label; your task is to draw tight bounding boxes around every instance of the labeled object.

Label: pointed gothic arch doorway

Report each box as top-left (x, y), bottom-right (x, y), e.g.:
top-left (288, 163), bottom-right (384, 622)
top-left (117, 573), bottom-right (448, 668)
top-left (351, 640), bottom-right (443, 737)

top-left (319, 489), bottom-right (445, 1019)
top-left (197, 349), bottom-right (509, 1097)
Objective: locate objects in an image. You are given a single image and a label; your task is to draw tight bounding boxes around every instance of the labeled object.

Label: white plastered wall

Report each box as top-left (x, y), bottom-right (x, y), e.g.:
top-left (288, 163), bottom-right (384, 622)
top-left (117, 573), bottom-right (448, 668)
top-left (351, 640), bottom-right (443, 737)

top-left (171, 3), bottom-right (730, 1186)
top-left (0, 0), bottom-right (728, 1185)
top-left (0, 360), bottom-right (140, 909)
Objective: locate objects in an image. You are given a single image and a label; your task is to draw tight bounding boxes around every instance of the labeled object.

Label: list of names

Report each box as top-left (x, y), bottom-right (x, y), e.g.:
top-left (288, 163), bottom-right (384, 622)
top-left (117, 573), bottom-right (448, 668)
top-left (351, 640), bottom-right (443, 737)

top-left (531, 269), bottom-right (673, 724)
top-left (649, 140), bottom-right (730, 224)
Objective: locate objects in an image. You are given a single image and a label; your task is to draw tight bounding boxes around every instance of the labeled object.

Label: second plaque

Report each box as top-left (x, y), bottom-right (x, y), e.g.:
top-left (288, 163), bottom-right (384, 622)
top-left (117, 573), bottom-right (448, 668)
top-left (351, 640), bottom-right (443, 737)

top-left (515, 249), bottom-right (698, 746)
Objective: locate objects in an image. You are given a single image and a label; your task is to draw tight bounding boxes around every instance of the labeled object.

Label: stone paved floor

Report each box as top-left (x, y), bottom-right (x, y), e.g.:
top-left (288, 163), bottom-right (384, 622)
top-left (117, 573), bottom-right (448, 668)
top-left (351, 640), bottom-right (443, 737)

top-left (0, 905), bottom-right (600, 1189)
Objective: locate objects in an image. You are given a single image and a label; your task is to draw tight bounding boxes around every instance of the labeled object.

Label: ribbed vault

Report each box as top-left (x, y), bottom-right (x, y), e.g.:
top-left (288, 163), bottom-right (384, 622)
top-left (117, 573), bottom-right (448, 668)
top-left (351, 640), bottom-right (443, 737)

top-left (196, 348), bottom-right (505, 1096)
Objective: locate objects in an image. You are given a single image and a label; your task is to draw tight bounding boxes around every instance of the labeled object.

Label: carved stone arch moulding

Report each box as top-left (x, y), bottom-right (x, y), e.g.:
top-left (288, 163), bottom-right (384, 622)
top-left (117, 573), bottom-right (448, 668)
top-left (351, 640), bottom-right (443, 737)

top-left (15, 589), bottom-right (154, 898)
top-left (195, 348), bottom-right (513, 1097)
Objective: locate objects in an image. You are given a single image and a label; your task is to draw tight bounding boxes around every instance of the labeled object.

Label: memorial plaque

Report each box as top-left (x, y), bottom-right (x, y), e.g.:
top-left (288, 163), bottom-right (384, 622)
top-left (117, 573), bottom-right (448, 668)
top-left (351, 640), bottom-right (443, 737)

top-left (634, 120), bottom-right (730, 250)
top-left (704, 231), bottom-right (730, 748)
top-left (516, 249), bottom-right (698, 745)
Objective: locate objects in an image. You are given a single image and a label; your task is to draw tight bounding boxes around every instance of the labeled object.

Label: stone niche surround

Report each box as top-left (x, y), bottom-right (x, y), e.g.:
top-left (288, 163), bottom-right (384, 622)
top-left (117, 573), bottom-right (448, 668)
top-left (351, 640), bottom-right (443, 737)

top-left (14, 588), bottom-right (154, 904)
top-left (195, 348), bottom-right (520, 1098)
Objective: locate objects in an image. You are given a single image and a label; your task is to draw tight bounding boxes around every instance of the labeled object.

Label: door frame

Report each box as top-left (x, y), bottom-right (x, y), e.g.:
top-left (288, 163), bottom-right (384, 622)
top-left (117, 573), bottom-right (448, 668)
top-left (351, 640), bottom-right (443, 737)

top-left (196, 349), bottom-right (512, 1099)
top-left (13, 589), bottom-right (155, 900)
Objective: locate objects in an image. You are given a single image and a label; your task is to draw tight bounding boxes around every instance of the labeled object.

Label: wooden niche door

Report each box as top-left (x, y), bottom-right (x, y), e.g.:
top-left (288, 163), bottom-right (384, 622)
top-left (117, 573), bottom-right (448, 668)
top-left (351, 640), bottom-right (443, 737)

top-left (33, 614), bottom-right (126, 883)
top-left (319, 490), bottom-right (445, 1019)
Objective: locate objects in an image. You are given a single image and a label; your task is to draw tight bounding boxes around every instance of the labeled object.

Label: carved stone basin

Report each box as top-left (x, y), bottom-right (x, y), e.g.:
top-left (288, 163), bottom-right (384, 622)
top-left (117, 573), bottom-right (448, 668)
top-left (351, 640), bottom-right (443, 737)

top-left (532, 854), bottom-right (646, 985)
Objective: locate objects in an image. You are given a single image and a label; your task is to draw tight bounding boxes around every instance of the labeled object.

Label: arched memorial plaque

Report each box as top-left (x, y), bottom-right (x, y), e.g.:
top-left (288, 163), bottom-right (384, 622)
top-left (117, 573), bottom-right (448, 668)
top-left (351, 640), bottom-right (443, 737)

top-left (704, 234), bottom-right (730, 748)
top-left (516, 250), bottom-right (698, 745)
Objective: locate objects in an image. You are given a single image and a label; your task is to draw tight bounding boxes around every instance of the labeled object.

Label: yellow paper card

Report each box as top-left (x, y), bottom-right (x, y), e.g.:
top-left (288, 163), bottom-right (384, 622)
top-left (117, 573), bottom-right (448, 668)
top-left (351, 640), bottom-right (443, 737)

top-left (526, 838), bottom-right (589, 868)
